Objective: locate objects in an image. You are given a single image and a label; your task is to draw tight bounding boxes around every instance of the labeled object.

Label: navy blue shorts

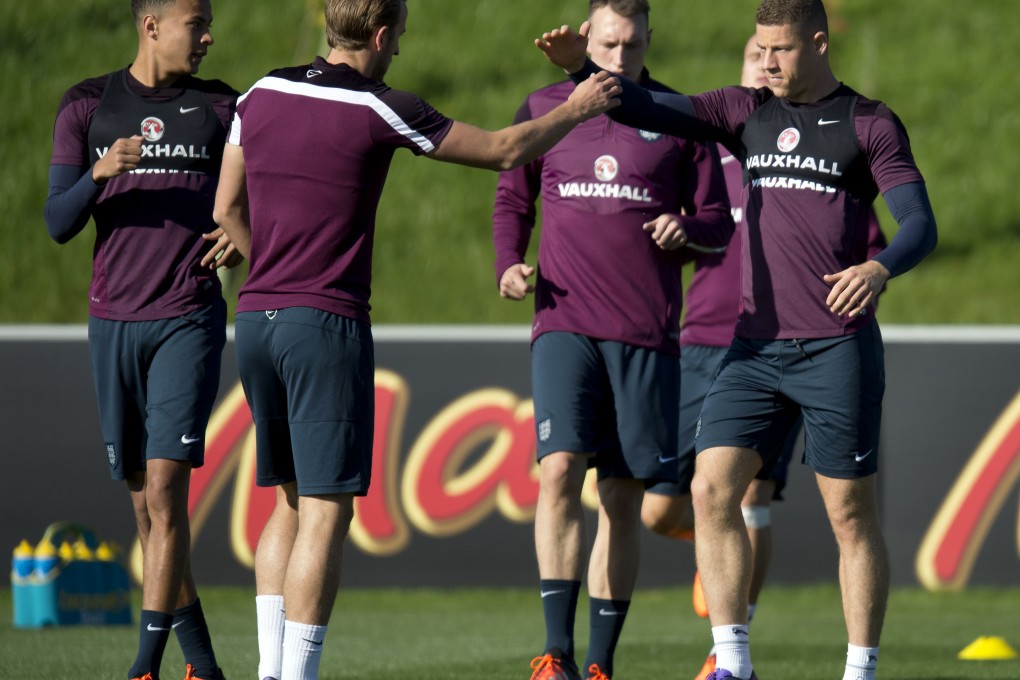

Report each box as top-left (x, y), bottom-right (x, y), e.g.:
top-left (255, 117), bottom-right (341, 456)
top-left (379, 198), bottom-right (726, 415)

top-left (88, 300), bottom-right (226, 480)
top-left (647, 344), bottom-right (798, 498)
top-left (531, 332), bottom-right (680, 485)
top-left (695, 321), bottom-right (885, 480)
top-left (235, 308), bottom-right (374, 496)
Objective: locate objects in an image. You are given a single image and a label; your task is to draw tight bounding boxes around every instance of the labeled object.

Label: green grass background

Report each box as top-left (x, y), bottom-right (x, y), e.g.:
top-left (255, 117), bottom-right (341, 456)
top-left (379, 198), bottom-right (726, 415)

top-left (3, 585), bottom-right (1020, 678)
top-left (2, 0), bottom-right (1019, 325)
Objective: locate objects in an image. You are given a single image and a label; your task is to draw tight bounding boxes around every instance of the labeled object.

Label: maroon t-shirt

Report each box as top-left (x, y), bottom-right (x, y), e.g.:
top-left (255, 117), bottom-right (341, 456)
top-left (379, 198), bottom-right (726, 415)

top-left (493, 76), bottom-right (733, 355)
top-left (50, 69), bottom-right (236, 320)
top-left (690, 84), bottom-right (922, 338)
top-left (681, 144), bottom-right (888, 347)
top-left (229, 57), bottom-right (453, 321)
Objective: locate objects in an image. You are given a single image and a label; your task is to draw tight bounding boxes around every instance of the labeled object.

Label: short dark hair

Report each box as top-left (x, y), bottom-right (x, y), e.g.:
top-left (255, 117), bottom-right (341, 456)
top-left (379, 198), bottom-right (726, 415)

top-left (756, 0), bottom-right (828, 35)
top-left (131, 0), bottom-right (177, 23)
top-left (324, 0), bottom-right (404, 50)
top-left (588, 0), bottom-right (650, 20)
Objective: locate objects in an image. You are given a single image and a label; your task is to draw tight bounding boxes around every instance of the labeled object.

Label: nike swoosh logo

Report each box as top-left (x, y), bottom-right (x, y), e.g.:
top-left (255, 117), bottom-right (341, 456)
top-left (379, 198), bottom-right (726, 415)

top-left (818, 119), bottom-right (840, 126)
top-left (181, 434), bottom-right (201, 444)
top-left (658, 455), bottom-right (679, 463)
top-left (180, 106), bottom-right (200, 114)
top-left (855, 450), bottom-right (874, 462)
top-left (172, 620), bottom-right (184, 628)
top-left (599, 608), bottom-right (624, 616)
top-left (147, 623), bottom-right (170, 632)
top-left (302, 638), bottom-right (323, 646)
top-left (540, 589), bottom-right (566, 598)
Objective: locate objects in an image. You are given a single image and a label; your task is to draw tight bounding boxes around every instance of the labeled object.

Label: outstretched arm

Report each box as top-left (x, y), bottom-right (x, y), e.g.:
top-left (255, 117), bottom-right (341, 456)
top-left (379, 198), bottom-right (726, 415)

top-left (536, 22), bottom-right (707, 139)
top-left (429, 71), bottom-right (620, 171)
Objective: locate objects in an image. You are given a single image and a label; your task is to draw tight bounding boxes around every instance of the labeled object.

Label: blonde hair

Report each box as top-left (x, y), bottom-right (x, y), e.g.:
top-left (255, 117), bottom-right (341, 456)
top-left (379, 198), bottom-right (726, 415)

top-left (324, 0), bottom-right (403, 50)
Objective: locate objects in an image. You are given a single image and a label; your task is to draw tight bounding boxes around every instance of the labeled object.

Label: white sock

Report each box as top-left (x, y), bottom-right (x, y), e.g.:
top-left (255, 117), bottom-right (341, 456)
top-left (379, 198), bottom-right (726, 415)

top-left (712, 624), bottom-right (752, 679)
top-left (842, 644), bottom-right (879, 680)
top-left (707, 608), bottom-right (754, 662)
top-left (256, 595), bottom-right (286, 680)
top-left (282, 620), bottom-right (327, 680)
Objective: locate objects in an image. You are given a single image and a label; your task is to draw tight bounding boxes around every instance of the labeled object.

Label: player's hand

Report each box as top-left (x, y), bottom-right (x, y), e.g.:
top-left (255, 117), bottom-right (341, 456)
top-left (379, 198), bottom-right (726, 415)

top-left (566, 70), bottom-right (621, 121)
top-left (536, 21), bottom-right (591, 73)
top-left (499, 263), bottom-right (535, 300)
top-left (823, 260), bottom-right (889, 318)
top-left (92, 135), bottom-right (144, 184)
top-left (201, 227), bottom-right (244, 270)
top-left (643, 213), bottom-right (688, 250)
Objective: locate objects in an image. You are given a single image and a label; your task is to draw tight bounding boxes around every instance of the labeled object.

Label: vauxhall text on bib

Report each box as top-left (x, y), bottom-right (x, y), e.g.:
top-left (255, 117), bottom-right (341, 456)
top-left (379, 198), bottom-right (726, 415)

top-left (87, 69), bottom-right (225, 176)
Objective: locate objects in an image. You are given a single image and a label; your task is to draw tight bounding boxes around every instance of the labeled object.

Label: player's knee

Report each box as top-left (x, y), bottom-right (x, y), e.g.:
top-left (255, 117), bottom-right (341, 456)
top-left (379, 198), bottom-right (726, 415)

top-left (538, 453), bottom-right (585, 499)
top-left (827, 503), bottom-right (880, 545)
top-left (641, 500), bottom-right (668, 534)
top-left (642, 508), bottom-right (676, 536)
top-left (641, 495), bottom-right (688, 536)
top-left (690, 471), bottom-right (725, 514)
top-left (143, 482), bottom-right (189, 527)
top-left (299, 494), bottom-right (355, 536)
top-left (144, 496), bottom-right (187, 529)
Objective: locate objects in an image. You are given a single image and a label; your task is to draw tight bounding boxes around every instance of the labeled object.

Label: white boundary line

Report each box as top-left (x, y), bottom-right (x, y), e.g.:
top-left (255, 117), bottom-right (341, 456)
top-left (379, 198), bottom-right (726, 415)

top-left (2, 324), bottom-right (1020, 344)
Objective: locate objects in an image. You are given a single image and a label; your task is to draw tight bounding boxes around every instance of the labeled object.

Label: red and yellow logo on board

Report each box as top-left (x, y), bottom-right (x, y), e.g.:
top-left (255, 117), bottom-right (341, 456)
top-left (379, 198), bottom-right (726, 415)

top-left (132, 372), bottom-right (1020, 591)
top-left (130, 372), bottom-right (600, 580)
top-left (915, 390), bottom-right (1020, 590)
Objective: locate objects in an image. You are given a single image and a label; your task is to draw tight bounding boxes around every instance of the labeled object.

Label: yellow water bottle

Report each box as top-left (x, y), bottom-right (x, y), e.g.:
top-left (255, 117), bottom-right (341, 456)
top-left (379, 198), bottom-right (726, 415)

top-left (12, 540), bottom-right (35, 579)
top-left (33, 540), bottom-right (59, 580)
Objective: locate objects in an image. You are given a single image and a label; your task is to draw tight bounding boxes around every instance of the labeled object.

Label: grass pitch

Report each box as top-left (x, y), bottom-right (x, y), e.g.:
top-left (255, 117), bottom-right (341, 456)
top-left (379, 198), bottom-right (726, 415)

top-left (3, 584), bottom-right (1019, 679)
top-left (4, 1), bottom-right (1020, 324)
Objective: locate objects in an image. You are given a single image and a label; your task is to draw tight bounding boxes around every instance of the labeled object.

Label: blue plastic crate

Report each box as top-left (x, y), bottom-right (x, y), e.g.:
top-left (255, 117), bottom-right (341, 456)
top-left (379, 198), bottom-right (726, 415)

top-left (11, 522), bottom-right (132, 628)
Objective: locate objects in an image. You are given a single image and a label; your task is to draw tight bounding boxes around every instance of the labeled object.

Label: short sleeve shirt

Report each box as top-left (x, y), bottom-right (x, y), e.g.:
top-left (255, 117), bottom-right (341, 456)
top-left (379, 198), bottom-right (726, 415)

top-left (50, 69), bottom-right (237, 320)
top-left (229, 57), bottom-right (454, 321)
top-left (690, 84), bottom-right (922, 339)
